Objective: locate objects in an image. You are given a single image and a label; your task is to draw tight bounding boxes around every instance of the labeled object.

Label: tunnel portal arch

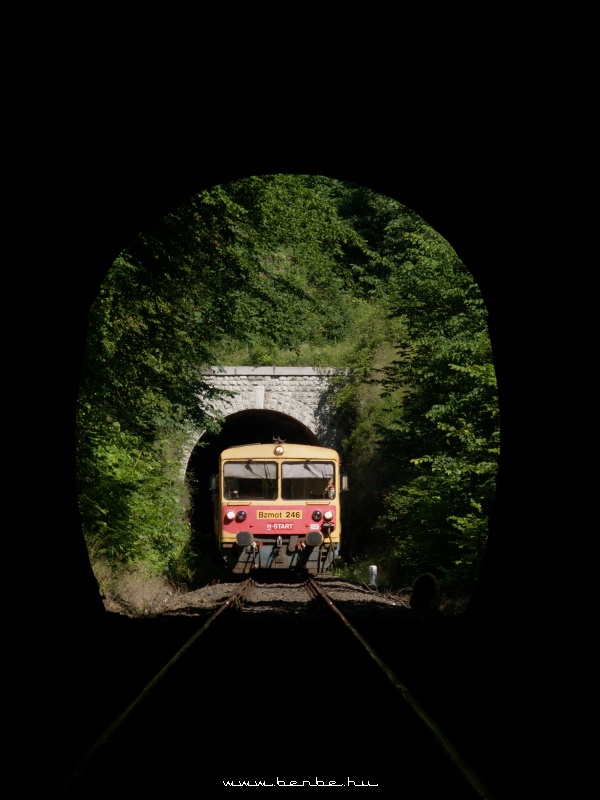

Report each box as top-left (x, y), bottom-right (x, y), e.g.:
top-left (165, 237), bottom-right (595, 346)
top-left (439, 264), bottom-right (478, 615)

top-left (182, 366), bottom-right (345, 471)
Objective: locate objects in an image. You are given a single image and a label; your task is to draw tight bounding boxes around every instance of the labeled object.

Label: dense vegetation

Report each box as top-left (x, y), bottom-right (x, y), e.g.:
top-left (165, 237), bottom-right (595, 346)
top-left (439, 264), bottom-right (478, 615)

top-left (77, 175), bottom-right (499, 597)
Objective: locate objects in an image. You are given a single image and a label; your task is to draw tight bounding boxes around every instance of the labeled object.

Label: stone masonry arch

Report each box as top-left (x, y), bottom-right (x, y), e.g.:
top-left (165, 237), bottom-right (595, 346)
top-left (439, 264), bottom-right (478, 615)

top-left (182, 366), bottom-right (345, 469)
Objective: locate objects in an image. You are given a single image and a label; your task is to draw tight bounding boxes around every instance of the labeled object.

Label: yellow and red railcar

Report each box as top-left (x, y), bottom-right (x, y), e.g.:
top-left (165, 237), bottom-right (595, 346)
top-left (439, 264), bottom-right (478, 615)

top-left (210, 442), bottom-right (347, 574)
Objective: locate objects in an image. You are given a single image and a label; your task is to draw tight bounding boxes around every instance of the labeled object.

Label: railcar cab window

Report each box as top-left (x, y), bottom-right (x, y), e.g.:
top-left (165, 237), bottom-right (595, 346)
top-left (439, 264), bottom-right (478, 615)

top-left (224, 460), bottom-right (278, 499)
top-left (281, 461), bottom-right (335, 500)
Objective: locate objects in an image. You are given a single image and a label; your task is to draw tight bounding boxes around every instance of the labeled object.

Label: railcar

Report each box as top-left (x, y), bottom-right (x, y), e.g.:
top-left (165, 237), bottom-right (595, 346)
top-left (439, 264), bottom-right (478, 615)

top-left (210, 441), bottom-right (347, 574)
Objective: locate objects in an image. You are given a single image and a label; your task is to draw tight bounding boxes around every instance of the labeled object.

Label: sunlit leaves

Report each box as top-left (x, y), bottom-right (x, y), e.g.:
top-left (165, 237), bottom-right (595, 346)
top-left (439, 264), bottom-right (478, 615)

top-left (371, 225), bottom-right (499, 591)
top-left (77, 174), bottom-right (499, 592)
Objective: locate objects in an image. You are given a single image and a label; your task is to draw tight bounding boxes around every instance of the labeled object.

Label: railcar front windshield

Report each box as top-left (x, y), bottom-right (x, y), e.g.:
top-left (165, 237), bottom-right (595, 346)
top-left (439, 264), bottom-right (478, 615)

top-left (224, 460), bottom-right (278, 499)
top-left (281, 461), bottom-right (335, 500)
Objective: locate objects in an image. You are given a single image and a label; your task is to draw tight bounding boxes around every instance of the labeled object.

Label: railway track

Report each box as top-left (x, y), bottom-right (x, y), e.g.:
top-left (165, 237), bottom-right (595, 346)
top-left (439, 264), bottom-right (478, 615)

top-left (56, 578), bottom-right (496, 797)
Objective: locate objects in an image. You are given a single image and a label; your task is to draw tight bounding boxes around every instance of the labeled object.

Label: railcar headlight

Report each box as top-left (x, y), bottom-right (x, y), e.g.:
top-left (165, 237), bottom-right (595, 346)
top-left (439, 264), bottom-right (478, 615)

top-left (323, 510), bottom-right (333, 521)
top-left (235, 510), bottom-right (247, 522)
top-left (225, 511), bottom-right (236, 521)
top-left (312, 510), bottom-right (323, 521)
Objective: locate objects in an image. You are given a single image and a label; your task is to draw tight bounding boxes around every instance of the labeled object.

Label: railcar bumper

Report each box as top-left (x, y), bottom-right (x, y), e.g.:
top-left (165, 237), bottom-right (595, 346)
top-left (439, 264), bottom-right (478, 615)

top-left (223, 533), bottom-right (339, 574)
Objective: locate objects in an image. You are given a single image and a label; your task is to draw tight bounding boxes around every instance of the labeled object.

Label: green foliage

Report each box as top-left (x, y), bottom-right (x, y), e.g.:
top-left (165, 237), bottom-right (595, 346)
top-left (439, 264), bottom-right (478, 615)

top-left (368, 225), bottom-right (499, 593)
top-left (76, 183), bottom-right (269, 574)
top-left (77, 174), bottom-right (499, 596)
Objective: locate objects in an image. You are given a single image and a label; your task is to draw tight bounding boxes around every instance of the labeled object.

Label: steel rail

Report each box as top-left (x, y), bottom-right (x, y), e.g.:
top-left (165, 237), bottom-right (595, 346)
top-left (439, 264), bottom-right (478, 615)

top-left (306, 576), bottom-right (496, 800)
top-left (57, 578), bottom-right (255, 794)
